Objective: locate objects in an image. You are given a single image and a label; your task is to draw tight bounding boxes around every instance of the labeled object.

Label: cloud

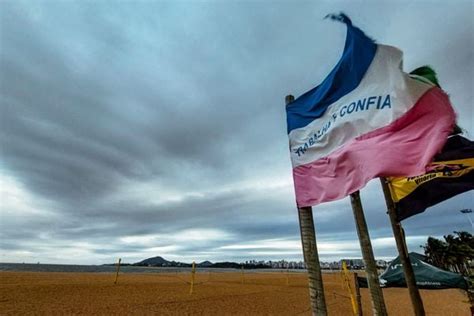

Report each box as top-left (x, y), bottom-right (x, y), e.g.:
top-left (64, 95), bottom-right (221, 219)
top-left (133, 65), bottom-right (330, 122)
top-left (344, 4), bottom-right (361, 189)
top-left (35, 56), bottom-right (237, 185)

top-left (0, 1), bottom-right (472, 264)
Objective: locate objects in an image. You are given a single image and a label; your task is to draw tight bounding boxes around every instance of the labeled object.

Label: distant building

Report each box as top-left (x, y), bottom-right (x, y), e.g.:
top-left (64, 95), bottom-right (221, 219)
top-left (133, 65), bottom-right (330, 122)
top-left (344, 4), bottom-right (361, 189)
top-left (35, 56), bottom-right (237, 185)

top-left (238, 258), bottom-right (391, 270)
top-left (339, 259), bottom-right (365, 269)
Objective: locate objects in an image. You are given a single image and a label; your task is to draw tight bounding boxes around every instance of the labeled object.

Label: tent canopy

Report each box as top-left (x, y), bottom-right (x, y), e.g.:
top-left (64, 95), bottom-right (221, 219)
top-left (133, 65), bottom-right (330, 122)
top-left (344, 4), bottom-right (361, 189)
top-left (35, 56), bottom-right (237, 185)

top-left (378, 252), bottom-right (467, 289)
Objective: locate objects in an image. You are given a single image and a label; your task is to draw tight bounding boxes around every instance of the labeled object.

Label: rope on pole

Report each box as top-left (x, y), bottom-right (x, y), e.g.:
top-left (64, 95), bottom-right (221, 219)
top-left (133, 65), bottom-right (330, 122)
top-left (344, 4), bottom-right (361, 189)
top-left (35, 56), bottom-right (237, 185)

top-left (341, 261), bottom-right (359, 316)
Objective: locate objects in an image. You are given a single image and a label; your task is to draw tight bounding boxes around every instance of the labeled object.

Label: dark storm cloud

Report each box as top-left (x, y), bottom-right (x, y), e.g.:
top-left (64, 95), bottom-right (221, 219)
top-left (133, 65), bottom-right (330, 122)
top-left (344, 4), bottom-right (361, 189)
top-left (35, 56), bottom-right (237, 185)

top-left (0, 2), bottom-right (297, 201)
top-left (0, 1), bottom-right (472, 264)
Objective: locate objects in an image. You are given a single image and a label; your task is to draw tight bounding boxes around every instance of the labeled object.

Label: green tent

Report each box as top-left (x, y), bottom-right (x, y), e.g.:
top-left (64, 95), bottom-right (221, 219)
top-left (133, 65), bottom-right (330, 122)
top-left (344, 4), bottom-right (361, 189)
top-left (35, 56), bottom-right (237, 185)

top-left (379, 252), bottom-right (468, 289)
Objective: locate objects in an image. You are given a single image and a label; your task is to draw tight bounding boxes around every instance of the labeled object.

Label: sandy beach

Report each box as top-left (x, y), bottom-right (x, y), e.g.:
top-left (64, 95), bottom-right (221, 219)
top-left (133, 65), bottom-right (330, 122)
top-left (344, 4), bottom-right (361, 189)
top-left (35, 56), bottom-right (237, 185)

top-left (0, 271), bottom-right (470, 315)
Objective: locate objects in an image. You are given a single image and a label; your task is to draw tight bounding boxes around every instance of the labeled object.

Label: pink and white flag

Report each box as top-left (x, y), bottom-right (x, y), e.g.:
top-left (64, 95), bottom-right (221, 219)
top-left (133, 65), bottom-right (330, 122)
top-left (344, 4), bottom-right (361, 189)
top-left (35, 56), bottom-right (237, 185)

top-left (286, 14), bottom-right (456, 207)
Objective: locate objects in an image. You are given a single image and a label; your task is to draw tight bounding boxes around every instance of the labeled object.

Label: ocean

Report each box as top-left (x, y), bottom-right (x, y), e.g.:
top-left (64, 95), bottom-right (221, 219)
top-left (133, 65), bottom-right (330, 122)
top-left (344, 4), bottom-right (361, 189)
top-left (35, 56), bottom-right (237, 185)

top-left (0, 263), bottom-right (304, 274)
top-left (0, 263), bottom-right (190, 273)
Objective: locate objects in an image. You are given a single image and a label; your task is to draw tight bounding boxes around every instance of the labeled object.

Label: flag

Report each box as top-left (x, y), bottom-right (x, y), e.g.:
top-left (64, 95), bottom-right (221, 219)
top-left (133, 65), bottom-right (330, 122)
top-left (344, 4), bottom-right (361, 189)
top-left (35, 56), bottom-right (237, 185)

top-left (286, 13), bottom-right (456, 207)
top-left (388, 135), bottom-right (474, 221)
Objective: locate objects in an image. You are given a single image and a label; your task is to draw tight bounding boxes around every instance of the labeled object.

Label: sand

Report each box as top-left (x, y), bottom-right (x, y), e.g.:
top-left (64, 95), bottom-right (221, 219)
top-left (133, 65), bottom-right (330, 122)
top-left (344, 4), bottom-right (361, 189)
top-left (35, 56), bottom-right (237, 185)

top-left (0, 271), bottom-right (470, 315)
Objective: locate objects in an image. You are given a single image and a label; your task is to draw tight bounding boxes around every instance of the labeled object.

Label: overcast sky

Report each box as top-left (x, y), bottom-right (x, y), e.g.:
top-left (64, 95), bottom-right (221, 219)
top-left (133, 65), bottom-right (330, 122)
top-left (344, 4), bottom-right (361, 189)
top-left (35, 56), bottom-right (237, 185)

top-left (1, 0), bottom-right (472, 265)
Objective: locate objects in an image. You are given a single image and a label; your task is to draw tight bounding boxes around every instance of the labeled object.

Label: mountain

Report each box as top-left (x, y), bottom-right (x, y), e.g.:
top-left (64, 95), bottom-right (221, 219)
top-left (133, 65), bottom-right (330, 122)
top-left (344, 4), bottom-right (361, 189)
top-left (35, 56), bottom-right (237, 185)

top-left (133, 256), bottom-right (193, 267)
top-left (133, 256), bottom-right (270, 269)
top-left (134, 256), bottom-right (170, 266)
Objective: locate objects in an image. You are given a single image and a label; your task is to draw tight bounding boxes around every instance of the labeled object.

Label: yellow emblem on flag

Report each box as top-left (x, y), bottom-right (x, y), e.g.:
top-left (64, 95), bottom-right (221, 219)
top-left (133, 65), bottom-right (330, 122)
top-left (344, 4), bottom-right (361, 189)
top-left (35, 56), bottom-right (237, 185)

top-left (388, 158), bottom-right (474, 202)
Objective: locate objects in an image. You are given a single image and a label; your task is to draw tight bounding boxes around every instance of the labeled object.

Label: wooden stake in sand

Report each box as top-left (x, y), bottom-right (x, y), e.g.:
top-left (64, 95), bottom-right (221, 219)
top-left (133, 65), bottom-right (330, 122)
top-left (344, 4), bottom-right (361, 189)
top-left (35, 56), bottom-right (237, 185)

top-left (114, 258), bottom-right (121, 285)
top-left (241, 265), bottom-right (245, 284)
top-left (353, 272), bottom-right (363, 316)
top-left (380, 178), bottom-right (425, 316)
top-left (189, 261), bottom-right (196, 294)
top-left (350, 191), bottom-right (387, 315)
top-left (286, 94), bottom-right (328, 316)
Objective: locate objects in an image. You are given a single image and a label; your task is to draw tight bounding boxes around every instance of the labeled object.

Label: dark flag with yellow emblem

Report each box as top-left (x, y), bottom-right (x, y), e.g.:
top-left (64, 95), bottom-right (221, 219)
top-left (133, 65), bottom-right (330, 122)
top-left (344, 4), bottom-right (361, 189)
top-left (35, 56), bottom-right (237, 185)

top-left (388, 135), bottom-right (474, 221)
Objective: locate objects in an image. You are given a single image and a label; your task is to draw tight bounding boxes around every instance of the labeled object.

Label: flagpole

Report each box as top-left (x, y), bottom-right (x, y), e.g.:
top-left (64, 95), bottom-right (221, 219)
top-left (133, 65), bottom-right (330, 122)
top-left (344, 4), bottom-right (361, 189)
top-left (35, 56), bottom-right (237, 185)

top-left (298, 206), bottom-right (328, 315)
top-left (350, 191), bottom-right (388, 316)
top-left (286, 95), bottom-right (327, 316)
top-left (380, 178), bottom-right (425, 316)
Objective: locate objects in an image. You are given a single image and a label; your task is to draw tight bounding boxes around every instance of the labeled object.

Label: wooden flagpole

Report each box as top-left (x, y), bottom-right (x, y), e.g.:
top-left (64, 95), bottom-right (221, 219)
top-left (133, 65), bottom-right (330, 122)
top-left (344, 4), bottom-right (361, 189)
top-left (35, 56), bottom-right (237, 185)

top-left (380, 178), bottom-right (425, 316)
top-left (286, 95), bottom-right (327, 316)
top-left (298, 206), bottom-right (328, 315)
top-left (350, 191), bottom-right (387, 315)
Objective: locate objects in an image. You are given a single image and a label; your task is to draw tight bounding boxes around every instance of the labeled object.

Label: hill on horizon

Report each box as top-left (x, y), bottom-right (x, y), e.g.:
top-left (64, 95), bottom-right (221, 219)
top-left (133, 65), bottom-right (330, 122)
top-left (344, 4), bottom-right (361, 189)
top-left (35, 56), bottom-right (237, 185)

top-left (134, 256), bottom-right (215, 267)
top-left (132, 256), bottom-right (274, 269)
